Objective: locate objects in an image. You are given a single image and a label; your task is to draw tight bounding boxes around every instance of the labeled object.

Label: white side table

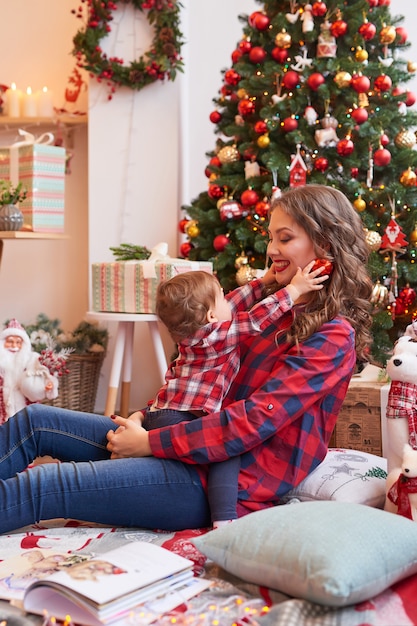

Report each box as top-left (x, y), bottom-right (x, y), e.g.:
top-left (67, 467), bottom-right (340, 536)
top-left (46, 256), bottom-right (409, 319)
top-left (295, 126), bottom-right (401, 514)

top-left (86, 311), bottom-right (168, 417)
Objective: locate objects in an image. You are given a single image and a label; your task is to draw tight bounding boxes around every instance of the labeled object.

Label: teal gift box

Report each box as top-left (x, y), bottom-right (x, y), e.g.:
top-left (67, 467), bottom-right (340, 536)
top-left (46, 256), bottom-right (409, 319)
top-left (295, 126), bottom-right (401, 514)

top-left (0, 136), bottom-right (66, 233)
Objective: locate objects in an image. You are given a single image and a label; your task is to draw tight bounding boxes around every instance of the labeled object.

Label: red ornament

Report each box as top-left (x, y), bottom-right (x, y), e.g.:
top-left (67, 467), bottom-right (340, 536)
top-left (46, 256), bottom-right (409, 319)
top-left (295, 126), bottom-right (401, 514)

top-left (315, 157), bottom-right (329, 172)
top-left (271, 47), bottom-right (289, 63)
top-left (311, 258), bottom-right (334, 275)
top-left (396, 27), bottom-right (408, 44)
top-left (249, 46), bottom-right (267, 64)
top-left (312, 1), bottom-right (327, 17)
top-left (351, 107), bottom-right (368, 124)
top-left (238, 39), bottom-right (252, 54)
top-left (358, 21), bottom-right (376, 41)
top-left (224, 69), bottom-right (241, 86)
top-left (351, 74), bottom-right (371, 93)
top-left (290, 146), bottom-right (307, 186)
top-left (219, 200), bottom-right (248, 221)
top-left (249, 11), bottom-right (270, 31)
top-left (254, 200), bottom-right (270, 217)
top-left (336, 138), bottom-right (354, 156)
top-left (373, 147), bottom-right (391, 167)
top-left (307, 72), bottom-right (325, 91)
top-left (282, 117), bottom-right (298, 132)
top-left (282, 70), bottom-right (300, 89)
top-left (180, 242), bottom-right (193, 258)
top-left (380, 218), bottom-right (408, 251)
top-left (367, 0), bottom-right (378, 5)
top-left (374, 74), bottom-right (392, 92)
top-left (208, 184), bottom-right (224, 199)
top-left (380, 133), bottom-right (390, 146)
top-left (399, 285), bottom-right (416, 307)
top-left (178, 219), bottom-right (189, 234)
top-left (330, 20), bottom-right (348, 38)
top-left (378, 0), bottom-right (390, 5)
top-left (209, 110), bottom-right (222, 124)
top-left (213, 234), bottom-right (230, 252)
top-left (231, 49), bottom-right (242, 64)
top-left (238, 99), bottom-right (256, 118)
top-left (351, 167), bottom-right (359, 178)
top-left (241, 189), bottom-right (259, 206)
top-left (254, 120), bottom-right (268, 134)
top-left (392, 86), bottom-right (405, 97)
top-left (405, 91), bottom-right (416, 107)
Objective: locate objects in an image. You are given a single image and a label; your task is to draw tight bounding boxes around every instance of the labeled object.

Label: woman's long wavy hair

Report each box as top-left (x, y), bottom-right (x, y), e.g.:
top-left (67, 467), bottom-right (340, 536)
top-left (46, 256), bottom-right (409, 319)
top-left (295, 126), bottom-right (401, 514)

top-left (270, 185), bottom-right (373, 362)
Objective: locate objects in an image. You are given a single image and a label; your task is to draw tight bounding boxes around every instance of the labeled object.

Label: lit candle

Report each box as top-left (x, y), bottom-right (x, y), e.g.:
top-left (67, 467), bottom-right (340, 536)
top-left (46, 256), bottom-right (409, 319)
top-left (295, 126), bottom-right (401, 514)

top-left (5, 82), bottom-right (22, 117)
top-left (37, 86), bottom-right (54, 118)
top-left (23, 86), bottom-right (37, 117)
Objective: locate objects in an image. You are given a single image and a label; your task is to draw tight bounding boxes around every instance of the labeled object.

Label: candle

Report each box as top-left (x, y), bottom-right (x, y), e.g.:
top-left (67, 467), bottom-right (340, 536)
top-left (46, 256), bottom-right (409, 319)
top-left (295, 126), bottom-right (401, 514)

top-left (23, 86), bottom-right (37, 117)
top-left (5, 83), bottom-right (22, 117)
top-left (37, 86), bottom-right (54, 118)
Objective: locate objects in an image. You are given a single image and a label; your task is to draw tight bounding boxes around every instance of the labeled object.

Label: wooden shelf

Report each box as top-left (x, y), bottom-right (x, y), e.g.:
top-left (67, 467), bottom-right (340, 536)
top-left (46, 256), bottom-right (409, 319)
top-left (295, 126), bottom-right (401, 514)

top-left (0, 115), bottom-right (87, 126)
top-left (0, 231), bottom-right (67, 239)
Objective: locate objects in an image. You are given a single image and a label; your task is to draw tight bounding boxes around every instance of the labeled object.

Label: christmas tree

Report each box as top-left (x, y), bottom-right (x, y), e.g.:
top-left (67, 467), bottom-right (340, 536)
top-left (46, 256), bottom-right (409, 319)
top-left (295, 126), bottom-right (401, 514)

top-left (180, 0), bottom-right (417, 365)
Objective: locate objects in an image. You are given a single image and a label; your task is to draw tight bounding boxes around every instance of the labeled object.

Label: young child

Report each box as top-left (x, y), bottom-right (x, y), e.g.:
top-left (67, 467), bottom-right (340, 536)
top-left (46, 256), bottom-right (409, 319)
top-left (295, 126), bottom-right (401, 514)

top-left (141, 262), bottom-right (327, 527)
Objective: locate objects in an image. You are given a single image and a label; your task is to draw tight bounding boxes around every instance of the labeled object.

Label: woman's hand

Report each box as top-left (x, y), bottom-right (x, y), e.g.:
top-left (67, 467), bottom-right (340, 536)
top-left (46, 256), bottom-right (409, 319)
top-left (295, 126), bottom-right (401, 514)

top-left (106, 415), bottom-right (152, 459)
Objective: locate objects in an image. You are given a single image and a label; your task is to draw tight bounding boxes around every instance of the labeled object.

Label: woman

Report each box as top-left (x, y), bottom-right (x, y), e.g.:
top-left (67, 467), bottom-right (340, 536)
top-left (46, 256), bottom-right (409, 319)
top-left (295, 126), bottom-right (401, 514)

top-left (0, 185), bottom-right (372, 533)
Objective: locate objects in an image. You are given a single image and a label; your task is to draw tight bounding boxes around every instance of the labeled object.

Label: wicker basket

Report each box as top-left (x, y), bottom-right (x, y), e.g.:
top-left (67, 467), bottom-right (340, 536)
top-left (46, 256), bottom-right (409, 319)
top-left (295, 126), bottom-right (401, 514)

top-left (45, 352), bottom-right (106, 413)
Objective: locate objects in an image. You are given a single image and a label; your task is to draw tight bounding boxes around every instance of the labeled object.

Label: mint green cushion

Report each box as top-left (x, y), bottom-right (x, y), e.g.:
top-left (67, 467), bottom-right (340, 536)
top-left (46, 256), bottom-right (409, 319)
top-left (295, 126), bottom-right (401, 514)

top-left (192, 501), bottom-right (417, 607)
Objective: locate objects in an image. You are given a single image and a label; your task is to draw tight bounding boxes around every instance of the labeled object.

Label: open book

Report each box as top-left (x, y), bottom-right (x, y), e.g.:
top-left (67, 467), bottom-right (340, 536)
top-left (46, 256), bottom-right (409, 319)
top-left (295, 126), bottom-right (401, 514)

top-left (11, 542), bottom-right (209, 625)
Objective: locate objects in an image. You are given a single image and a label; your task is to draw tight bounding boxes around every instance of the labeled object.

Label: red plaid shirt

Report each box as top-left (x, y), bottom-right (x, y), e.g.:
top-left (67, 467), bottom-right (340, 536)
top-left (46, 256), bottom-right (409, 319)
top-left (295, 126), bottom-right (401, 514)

top-left (149, 310), bottom-right (356, 515)
top-left (151, 279), bottom-right (292, 413)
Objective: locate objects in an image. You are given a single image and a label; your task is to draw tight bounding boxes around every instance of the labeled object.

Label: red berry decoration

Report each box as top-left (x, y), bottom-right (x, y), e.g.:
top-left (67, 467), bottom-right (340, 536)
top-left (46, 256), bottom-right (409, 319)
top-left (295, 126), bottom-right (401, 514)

top-left (239, 39), bottom-right (252, 54)
top-left (312, 1), bottom-right (327, 17)
top-left (224, 69), bottom-right (241, 86)
top-left (351, 167), bottom-right (359, 178)
top-left (307, 72), bottom-right (325, 91)
top-left (271, 47), bottom-right (289, 63)
top-left (314, 157), bottom-right (329, 172)
top-left (208, 184), bottom-right (224, 199)
top-left (249, 11), bottom-right (270, 31)
top-left (238, 99), bottom-right (256, 118)
top-left (374, 74), bottom-right (392, 92)
top-left (282, 70), bottom-right (300, 89)
top-left (351, 107), bottom-right (368, 124)
top-left (180, 242), bottom-right (193, 258)
top-left (282, 117), bottom-right (298, 132)
top-left (249, 46), bottom-right (267, 64)
top-left (254, 120), bottom-right (268, 134)
top-left (373, 147), bottom-right (391, 167)
top-left (330, 20), bottom-right (348, 38)
top-left (241, 189), bottom-right (259, 206)
top-left (358, 21), bottom-right (376, 41)
top-left (213, 234), bottom-right (230, 252)
top-left (351, 74), bottom-right (371, 93)
top-left (209, 110), bottom-right (222, 124)
top-left (336, 137), bottom-right (354, 156)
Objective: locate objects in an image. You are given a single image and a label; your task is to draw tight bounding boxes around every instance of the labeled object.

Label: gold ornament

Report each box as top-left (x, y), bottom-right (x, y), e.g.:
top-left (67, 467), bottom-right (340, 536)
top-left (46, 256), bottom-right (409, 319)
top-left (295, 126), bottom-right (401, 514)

top-left (275, 29), bottom-right (292, 48)
top-left (235, 251), bottom-right (249, 269)
top-left (353, 196), bottom-right (366, 212)
top-left (185, 220), bottom-right (200, 238)
top-left (209, 173), bottom-right (218, 182)
top-left (410, 223), bottom-right (417, 245)
top-left (334, 71), bottom-right (352, 88)
top-left (236, 265), bottom-right (257, 286)
top-left (217, 145), bottom-right (240, 164)
top-left (237, 88), bottom-right (248, 99)
top-left (216, 197), bottom-right (228, 209)
top-left (380, 25), bottom-right (396, 44)
top-left (257, 133), bottom-right (270, 149)
top-left (364, 228), bottom-right (382, 252)
top-left (395, 129), bottom-right (417, 149)
top-left (407, 60), bottom-right (417, 73)
top-left (400, 167), bottom-right (417, 187)
top-left (370, 281), bottom-right (389, 310)
top-left (358, 92), bottom-right (369, 107)
top-left (355, 46), bottom-right (368, 63)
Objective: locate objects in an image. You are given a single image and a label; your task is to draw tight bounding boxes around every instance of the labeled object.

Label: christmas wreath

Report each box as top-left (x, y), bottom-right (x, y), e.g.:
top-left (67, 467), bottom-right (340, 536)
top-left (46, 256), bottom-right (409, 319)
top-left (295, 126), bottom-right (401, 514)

top-left (72, 0), bottom-right (184, 98)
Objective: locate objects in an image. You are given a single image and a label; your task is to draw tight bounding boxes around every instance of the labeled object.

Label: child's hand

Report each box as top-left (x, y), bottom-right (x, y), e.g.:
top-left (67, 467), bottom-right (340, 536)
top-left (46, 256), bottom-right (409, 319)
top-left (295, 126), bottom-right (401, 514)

top-left (106, 415), bottom-right (151, 458)
top-left (286, 260), bottom-right (329, 303)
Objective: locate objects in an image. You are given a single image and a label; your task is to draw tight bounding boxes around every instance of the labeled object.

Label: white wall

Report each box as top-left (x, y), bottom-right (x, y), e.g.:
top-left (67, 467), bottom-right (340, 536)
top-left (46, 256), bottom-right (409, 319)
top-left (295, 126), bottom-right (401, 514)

top-left (0, 0), bottom-right (416, 413)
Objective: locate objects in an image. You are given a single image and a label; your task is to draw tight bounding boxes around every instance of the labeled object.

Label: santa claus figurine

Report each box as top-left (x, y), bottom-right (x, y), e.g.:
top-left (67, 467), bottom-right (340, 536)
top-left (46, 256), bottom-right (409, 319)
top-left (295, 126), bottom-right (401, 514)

top-left (0, 319), bottom-right (59, 424)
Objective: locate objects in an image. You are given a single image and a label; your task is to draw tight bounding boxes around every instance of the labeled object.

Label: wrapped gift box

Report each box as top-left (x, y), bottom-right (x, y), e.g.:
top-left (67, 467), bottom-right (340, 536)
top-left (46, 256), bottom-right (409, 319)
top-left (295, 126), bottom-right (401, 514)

top-left (0, 143), bottom-right (66, 233)
top-left (329, 381), bottom-right (390, 457)
top-left (92, 259), bottom-right (213, 314)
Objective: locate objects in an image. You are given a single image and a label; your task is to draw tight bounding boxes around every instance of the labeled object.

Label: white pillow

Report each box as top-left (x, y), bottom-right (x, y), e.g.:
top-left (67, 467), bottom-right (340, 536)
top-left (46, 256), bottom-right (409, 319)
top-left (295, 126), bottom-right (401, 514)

top-left (192, 501), bottom-right (417, 607)
top-left (281, 448), bottom-right (387, 508)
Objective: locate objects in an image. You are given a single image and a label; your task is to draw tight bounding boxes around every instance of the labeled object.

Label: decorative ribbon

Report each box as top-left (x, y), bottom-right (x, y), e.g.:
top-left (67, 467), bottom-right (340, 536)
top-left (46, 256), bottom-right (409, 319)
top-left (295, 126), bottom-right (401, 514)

top-left (128, 242), bottom-right (200, 279)
top-left (9, 128), bottom-right (54, 185)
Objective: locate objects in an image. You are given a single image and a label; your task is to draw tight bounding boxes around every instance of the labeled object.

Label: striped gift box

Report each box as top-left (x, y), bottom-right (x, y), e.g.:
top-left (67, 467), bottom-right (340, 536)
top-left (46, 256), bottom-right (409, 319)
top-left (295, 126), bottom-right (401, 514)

top-left (92, 259), bottom-right (213, 314)
top-left (0, 144), bottom-right (66, 233)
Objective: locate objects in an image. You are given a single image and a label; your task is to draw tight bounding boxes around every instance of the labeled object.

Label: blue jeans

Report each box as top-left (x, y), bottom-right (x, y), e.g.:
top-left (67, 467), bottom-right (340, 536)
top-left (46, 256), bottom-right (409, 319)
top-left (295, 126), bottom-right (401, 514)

top-left (0, 404), bottom-right (211, 534)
